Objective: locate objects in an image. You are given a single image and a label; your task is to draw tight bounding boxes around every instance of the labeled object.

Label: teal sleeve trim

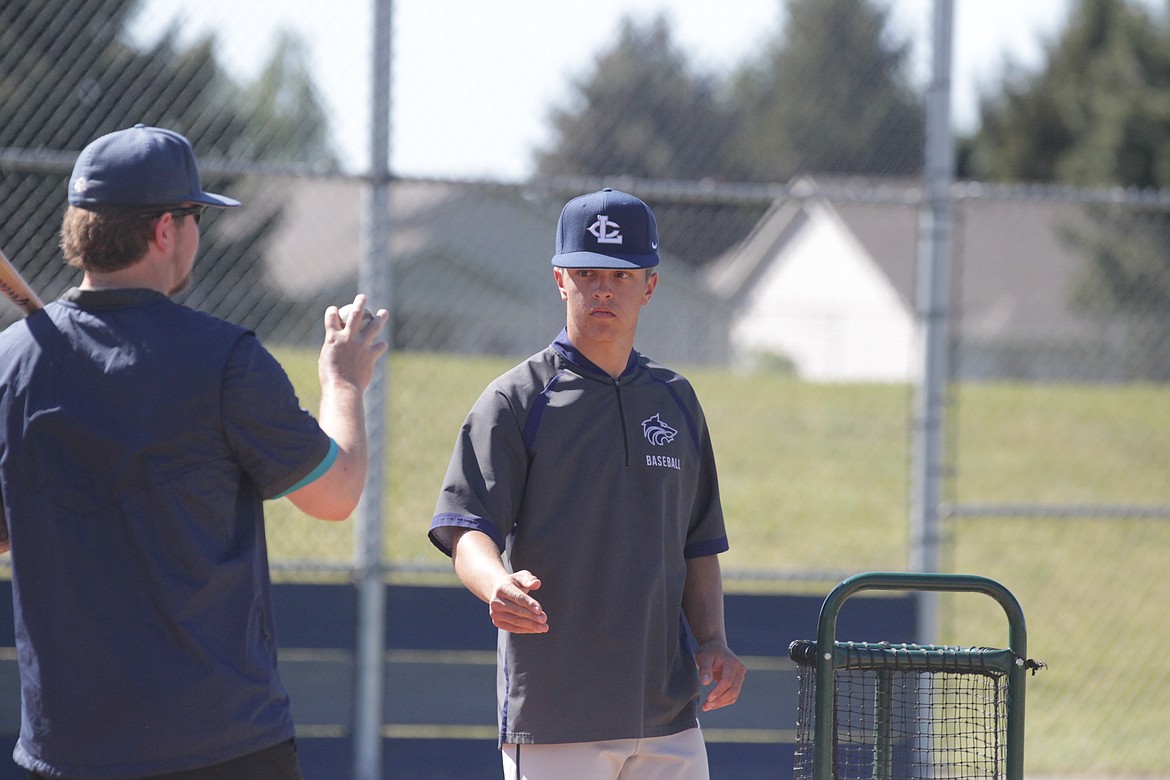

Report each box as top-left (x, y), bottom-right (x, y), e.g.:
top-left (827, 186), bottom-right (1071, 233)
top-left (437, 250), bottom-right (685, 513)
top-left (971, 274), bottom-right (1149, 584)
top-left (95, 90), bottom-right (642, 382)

top-left (273, 438), bottom-right (339, 499)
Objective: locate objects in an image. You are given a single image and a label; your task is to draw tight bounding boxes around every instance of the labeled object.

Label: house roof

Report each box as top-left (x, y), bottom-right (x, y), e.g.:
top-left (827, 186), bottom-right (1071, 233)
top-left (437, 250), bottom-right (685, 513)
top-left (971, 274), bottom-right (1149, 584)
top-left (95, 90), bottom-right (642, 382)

top-left (704, 198), bottom-right (810, 304)
top-left (704, 176), bottom-right (1096, 341)
top-left (220, 176), bottom-right (731, 362)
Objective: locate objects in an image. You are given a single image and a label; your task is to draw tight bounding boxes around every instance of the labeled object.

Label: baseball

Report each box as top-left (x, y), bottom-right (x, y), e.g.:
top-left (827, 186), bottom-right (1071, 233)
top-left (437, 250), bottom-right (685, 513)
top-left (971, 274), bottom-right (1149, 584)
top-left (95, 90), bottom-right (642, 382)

top-left (339, 303), bottom-right (375, 326)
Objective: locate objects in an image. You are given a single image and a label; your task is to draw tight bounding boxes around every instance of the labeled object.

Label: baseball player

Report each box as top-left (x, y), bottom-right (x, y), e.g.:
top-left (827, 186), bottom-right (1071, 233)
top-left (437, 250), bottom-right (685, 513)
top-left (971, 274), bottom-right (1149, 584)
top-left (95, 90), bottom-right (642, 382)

top-left (429, 189), bottom-right (746, 780)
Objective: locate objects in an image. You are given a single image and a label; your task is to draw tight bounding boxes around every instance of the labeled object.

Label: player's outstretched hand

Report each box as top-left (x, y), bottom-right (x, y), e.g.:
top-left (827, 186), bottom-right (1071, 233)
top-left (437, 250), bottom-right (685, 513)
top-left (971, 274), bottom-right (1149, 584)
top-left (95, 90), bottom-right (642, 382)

top-left (489, 571), bottom-right (549, 635)
top-left (695, 641), bottom-right (746, 712)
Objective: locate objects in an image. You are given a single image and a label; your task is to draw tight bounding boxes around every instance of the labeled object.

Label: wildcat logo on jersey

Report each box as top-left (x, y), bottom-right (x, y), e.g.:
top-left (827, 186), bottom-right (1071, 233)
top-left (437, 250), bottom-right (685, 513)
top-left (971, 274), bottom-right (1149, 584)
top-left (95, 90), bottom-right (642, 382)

top-left (643, 413), bottom-right (681, 470)
top-left (641, 414), bottom-right (677, 446)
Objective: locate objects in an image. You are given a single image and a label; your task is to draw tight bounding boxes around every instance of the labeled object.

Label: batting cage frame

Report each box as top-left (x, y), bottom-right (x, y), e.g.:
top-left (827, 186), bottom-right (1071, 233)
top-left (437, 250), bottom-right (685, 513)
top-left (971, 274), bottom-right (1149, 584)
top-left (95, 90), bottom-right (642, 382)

top-left (789, 572), bottom-right (1042, 780)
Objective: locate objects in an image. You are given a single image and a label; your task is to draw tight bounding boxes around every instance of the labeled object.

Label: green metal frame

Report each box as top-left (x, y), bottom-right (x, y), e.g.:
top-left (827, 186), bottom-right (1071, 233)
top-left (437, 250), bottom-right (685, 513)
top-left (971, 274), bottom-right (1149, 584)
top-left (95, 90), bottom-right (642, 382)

top-left (811, 572), bottom-right (1029, 780)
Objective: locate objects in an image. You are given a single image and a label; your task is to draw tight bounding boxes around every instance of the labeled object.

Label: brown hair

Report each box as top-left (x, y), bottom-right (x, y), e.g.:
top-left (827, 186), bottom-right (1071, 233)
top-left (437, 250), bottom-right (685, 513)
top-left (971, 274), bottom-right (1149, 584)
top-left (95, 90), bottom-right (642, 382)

top-left (59, 206), bottom-right (162, 273)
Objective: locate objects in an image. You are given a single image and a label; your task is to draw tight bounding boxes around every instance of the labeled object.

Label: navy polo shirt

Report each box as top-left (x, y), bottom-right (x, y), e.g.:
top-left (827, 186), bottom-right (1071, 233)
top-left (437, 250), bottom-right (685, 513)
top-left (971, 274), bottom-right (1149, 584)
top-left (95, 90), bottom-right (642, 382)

top-left (0, 289), bottom-right (332, 778)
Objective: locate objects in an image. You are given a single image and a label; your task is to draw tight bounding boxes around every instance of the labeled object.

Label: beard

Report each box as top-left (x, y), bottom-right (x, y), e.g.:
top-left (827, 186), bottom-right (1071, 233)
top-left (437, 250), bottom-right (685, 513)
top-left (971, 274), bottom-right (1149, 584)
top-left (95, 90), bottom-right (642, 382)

top-left (167, 238), bottom-right (196, 296)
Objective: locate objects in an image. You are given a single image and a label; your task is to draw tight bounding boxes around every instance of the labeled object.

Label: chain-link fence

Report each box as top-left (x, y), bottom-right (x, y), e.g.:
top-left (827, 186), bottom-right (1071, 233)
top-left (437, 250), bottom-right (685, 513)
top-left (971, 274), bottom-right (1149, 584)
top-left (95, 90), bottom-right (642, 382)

top-left (1, 0), bottom-right (1167, 776)
top-left (944, 189), bottom-right (1170, 776)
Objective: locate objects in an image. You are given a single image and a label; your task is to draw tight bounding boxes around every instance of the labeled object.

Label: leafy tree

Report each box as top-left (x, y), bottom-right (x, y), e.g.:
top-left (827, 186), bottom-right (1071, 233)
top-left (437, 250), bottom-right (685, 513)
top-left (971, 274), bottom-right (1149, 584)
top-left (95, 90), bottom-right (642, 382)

top-left (725, 0), bottom-right (924, 181)
top-left (534, 14), bottom-right (733, 180)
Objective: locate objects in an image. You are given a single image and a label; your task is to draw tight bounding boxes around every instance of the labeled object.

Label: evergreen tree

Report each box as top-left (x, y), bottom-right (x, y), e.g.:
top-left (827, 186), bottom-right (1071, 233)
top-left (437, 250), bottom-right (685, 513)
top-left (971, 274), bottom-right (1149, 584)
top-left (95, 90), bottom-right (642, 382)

top-left (237, 31), bottom-right (338, 165)
top-left (966, 0), bottom-right (1170, 187)
top-left (725, 0), bottom-right (924, 181)
top-left (534, 14), bottom-right (732, 180)
top-left (965, 0), bottom-right (1170, 380)
top-left (0, 0), bottom-right (336, 336)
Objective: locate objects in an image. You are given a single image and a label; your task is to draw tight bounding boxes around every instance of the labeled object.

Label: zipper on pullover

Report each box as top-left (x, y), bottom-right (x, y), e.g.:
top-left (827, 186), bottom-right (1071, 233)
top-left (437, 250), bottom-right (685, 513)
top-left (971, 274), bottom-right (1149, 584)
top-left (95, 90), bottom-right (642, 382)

top-left (614, 378), bottom-right (630, 467)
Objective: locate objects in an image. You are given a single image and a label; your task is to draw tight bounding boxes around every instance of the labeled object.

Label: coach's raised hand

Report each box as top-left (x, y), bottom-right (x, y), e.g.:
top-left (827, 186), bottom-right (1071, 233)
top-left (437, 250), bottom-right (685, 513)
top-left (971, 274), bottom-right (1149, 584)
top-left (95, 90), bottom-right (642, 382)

top-left (321, 294), bottom-right (388, 391)
top-left (285, 294), bottom-right (388, 521)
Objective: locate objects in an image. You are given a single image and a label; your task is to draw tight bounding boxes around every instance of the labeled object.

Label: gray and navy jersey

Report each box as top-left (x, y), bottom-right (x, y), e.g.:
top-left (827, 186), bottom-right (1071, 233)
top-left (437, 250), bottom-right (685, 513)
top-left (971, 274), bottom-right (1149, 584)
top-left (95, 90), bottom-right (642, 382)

top-left (430, 329), bottom-right (728, 745)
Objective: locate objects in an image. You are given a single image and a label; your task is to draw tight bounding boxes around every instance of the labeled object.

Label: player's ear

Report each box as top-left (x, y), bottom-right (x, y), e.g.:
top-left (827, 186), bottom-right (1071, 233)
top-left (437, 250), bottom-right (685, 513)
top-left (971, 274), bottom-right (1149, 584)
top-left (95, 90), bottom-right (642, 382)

top-left (642, 270), bottom-right (658, 304)
top-left (553, 267), bottom-right (569, 302)
top-left (149, 212), bottom-right (175, 251)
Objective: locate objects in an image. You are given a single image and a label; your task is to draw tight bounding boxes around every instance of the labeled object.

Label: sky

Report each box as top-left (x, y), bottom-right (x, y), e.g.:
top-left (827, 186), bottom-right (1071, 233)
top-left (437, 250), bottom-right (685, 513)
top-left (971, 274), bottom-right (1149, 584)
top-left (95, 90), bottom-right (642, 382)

top-left (129, 0), bottom-right (1153, 180)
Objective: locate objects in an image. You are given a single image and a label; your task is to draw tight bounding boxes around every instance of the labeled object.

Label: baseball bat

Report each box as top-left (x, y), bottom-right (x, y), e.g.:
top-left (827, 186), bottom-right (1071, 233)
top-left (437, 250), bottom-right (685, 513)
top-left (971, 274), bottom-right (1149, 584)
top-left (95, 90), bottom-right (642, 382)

top-left (0, 247), bottom-right (44, 316)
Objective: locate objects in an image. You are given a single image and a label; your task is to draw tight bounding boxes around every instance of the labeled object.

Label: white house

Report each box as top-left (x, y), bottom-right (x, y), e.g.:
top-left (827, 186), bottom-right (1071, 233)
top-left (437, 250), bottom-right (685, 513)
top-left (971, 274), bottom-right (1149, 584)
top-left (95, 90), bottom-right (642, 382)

top-left (706, 192), bottom-right (919, 382)
top-left (705, 179), bottom-right (1103, 383)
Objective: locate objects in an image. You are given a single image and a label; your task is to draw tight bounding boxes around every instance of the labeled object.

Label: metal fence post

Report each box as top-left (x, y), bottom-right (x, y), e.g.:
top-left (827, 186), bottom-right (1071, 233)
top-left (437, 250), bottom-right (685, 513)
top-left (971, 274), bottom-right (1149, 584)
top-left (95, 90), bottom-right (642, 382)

top-left (354, 1), bottom-right (393, 778)
top-left (909, 0), bottom-right (955, 644)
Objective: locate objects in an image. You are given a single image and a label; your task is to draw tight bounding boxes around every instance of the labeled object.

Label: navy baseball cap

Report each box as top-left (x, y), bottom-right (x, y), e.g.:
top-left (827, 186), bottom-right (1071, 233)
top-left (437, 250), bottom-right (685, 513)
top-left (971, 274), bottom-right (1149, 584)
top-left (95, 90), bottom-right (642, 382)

top-left (68, 124), bottom-right (240, 209)
top-left (552, 188), bottom-right (659, 269)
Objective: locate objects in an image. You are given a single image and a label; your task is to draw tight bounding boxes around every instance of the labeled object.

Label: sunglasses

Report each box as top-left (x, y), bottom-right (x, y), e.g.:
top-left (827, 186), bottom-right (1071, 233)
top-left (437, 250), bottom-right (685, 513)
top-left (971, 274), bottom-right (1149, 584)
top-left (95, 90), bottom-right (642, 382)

top-left (143, 205), bottom-right (205, 225)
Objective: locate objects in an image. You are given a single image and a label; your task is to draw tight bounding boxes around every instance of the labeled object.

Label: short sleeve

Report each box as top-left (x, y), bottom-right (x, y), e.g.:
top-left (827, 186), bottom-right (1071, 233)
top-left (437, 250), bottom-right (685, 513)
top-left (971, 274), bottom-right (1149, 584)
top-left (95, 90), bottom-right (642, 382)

top-left (429, 384), bottom-right (527, 556)
top-left (683, 400), bottom-right (729, 558)
top-left (221, 335), bottom-right (331, 499)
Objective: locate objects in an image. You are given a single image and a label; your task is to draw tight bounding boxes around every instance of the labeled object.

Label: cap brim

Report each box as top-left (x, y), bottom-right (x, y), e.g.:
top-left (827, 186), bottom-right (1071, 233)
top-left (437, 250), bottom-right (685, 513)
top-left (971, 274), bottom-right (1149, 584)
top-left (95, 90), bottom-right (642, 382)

top-left (552, 250), bottom-right (659, 269)
top-left (192, 191), bottom-right (241, 208)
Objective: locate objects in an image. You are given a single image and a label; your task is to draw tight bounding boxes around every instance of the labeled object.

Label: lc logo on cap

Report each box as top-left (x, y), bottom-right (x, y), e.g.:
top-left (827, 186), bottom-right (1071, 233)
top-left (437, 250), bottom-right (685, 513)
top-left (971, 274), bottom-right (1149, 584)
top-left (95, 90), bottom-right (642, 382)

top-left (589, 215), bottom-right (623, 245)
top-left (553, 188), bottom-right (660, 269)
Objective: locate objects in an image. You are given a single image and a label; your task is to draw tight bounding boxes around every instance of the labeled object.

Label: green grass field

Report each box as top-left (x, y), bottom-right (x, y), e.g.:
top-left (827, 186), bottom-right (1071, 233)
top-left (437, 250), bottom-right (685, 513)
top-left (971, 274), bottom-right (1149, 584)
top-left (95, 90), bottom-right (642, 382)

top-left (269, 347), bottom-right (1170, 774)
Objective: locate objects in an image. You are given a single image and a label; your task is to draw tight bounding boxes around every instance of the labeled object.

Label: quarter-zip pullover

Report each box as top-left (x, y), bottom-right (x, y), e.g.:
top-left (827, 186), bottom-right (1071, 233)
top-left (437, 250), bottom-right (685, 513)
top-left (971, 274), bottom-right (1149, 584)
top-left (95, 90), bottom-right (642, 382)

top-left (429, 329), bottom-right (728, 745)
